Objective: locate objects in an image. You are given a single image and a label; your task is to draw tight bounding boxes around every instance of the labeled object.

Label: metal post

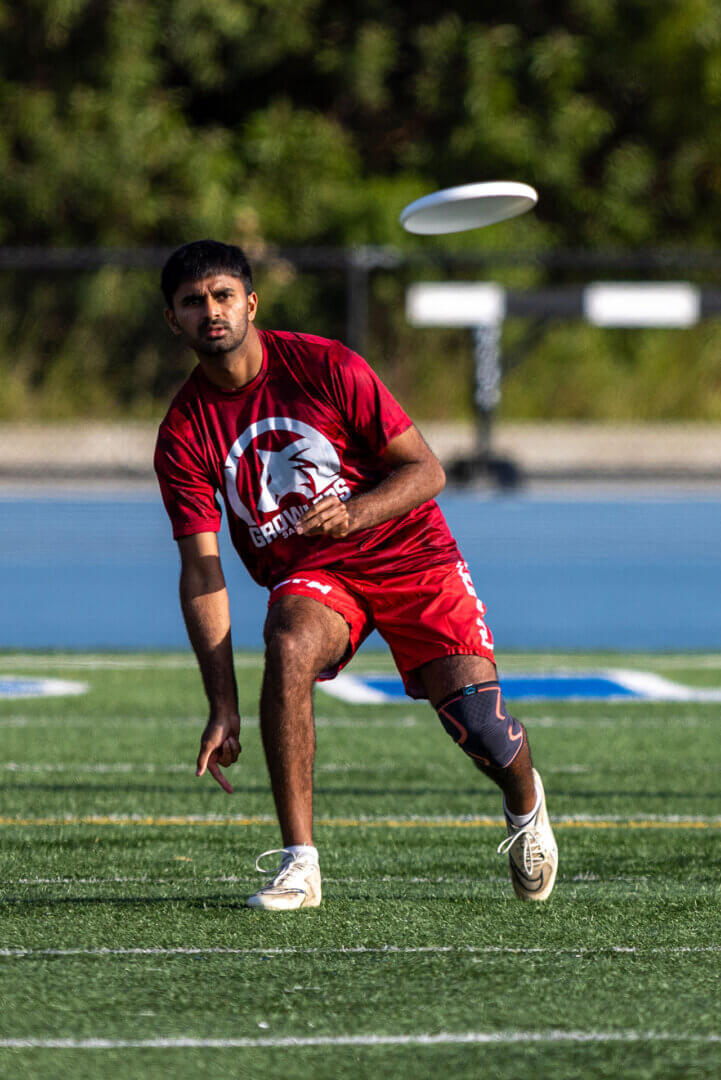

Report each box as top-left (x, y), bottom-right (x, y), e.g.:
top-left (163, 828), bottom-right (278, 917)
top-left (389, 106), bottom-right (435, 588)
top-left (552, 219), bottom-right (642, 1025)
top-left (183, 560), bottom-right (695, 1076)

top-left (472, 321), bottom-right (502, 463)
top-left (447, 314), bottom-right (519, 487)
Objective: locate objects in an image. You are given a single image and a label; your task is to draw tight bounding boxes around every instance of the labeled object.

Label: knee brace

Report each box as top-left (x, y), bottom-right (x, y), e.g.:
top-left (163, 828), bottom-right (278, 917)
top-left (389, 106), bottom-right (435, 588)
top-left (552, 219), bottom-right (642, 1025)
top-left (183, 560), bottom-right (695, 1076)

top-left (436, 681), bottom-right (524, 769)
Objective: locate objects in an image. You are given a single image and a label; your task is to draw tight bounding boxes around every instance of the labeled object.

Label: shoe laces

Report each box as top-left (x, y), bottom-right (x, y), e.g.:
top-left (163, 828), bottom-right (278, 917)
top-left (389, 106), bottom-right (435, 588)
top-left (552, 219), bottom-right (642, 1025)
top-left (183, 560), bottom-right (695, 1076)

top-left (254, 848), bottom-right (314, 892)
top-left (497, 822), bottom-right (549, 876)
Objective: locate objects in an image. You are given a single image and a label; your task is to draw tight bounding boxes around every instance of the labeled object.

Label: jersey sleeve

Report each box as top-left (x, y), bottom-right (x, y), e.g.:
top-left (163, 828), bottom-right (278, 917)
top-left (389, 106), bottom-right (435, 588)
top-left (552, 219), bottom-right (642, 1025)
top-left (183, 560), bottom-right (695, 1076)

top-left (327, 342), bottom-right (413, 453)
top-left (154, 418), bottom-right (222, 539)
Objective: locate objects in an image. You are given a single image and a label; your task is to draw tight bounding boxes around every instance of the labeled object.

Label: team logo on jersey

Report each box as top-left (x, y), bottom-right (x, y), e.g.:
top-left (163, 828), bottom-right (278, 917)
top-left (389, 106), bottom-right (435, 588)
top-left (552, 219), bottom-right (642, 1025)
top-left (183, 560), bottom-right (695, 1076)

top-left (224, 417), bottom-right (350, 548)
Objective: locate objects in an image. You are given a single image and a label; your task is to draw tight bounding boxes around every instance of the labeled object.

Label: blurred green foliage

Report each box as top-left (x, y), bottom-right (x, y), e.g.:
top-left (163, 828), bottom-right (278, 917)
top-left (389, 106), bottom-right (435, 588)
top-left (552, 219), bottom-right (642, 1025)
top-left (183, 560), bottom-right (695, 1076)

top-left (2, 0), bottom-right (721, 419)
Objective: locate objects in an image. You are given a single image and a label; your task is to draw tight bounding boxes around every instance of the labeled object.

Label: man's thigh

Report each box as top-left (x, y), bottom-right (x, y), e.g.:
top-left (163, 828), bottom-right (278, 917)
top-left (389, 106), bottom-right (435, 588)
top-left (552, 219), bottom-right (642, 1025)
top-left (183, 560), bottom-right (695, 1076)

top-left (364, 559), bottom-right (496, 699)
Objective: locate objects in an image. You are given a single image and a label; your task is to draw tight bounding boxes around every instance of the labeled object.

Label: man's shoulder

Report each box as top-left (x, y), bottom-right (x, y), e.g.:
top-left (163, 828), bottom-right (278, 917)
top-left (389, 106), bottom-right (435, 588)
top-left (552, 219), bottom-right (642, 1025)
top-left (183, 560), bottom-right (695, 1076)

top-left (156, 370), bottom-right (205, 449)
top-left (158, 368), bottom-right (202, 426)
top-left (264, 328), bottom-right (339, 351)
top-left (263, 329), bottom-right (351, 369)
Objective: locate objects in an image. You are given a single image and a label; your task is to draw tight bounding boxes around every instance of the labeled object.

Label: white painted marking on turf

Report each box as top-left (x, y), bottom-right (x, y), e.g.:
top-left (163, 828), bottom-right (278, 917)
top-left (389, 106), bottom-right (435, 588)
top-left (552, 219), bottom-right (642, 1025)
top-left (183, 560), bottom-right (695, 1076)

top-left (2, 653), bottom-right (721, 677)
top-left (322, 667), bottom-right (721, 704)
top-left (0, 677), bottom-right (88, 700)
top-left (0, 715), bottom-right (421, 730)
top-left (316, 761), bottom-right (401, 773)
top-left (607, 667), bottom-right (721, 703)
top-left (318, 673), bottom-right (390, 704)
top-left (314, 761), bottom-right (590, 774)
top-left (525, 712), bottom-right (721, 731)
top-left (3, 876), bottom-right (719, 903)
top-left (0, 763), bottom-right (191, 774)
top-left (3, 760), bottom-right (410, 775)
top-left (504, 654), bottom-right (721, 671)
top-left (315, 716), bottom-right (420, 728)
top-left (1, 707), bottom-right (718, 732)
top-left (0, 813), bottom-right (719, 827)
top-left (2, 945), bottom-right (719, 959)
top-left (0, 1031), bottom-right (719, 1048)
top-left (0, 655), bottom-right (261, 671)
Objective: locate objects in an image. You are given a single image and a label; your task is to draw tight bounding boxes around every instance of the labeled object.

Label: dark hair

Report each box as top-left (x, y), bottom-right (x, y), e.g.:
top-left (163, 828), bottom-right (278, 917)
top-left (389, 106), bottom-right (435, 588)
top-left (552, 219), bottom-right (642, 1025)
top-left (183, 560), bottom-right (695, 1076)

top-left (161, 239), bottom-right (253, 306)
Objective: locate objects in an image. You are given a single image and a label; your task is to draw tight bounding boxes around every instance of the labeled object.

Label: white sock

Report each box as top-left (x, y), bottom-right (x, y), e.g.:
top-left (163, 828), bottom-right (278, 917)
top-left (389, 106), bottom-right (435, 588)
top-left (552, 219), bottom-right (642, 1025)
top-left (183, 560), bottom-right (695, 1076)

top-left (286, 844), bottom-right (319, 864)
top-left (504, 784), bottom-right (541, 828)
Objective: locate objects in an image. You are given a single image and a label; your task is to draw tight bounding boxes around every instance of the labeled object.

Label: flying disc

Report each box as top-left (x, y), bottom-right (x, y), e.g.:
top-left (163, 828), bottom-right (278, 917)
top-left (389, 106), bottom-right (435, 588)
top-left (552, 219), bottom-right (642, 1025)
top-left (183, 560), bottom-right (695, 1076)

top-left (399, 181), bottom-right (538, 235)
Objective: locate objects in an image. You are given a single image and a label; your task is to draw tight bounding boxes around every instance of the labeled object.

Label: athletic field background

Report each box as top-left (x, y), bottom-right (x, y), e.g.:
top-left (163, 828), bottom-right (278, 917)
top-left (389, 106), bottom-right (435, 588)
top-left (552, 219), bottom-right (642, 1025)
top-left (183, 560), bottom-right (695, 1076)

top-left (0, 648), bottom-right (719, 1079)
top-left (3, 489), bottom-right (721, 651)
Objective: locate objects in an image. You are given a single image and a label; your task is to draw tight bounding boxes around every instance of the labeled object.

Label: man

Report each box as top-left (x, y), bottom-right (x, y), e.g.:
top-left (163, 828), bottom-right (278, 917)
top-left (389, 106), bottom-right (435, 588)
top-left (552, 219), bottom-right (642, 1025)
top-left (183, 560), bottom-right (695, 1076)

top-left (155, 239), bottom-right (558, 910)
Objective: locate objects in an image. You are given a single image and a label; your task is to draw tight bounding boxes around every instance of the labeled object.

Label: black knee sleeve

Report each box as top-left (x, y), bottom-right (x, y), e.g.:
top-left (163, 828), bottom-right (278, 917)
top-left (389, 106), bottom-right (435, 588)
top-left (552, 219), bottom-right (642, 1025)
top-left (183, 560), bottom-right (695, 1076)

top-left (436, 681), bottom-right (524, 769)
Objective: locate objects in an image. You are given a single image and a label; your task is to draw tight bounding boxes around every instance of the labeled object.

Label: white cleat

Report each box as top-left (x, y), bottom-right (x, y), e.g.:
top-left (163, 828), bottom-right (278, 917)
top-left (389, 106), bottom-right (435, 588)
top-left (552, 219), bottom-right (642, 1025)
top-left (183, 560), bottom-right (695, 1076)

top-left (497, 768), bottom-right (558, 901)
top-left (246, 849), bottom-right (322, 911)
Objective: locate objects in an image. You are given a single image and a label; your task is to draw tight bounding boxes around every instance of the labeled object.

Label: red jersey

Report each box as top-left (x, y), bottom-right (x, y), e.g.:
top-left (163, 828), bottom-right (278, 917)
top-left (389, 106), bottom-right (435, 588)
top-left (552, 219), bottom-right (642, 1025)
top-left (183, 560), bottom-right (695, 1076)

top-left (155, 330), bottom-right (460, 588)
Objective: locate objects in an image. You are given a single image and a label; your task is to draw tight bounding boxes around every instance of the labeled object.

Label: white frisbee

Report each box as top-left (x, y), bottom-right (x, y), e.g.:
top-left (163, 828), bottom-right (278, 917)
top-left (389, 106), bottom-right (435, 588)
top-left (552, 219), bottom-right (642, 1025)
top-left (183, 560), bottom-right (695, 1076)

top-left (399, 181), bottom-right (538, 235)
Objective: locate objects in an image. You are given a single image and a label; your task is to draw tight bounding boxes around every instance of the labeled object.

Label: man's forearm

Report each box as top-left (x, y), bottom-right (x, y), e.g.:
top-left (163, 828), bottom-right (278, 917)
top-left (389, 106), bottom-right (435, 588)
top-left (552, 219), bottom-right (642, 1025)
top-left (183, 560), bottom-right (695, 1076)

top-left (180, 567), bottom-right (239, 715)
top-left (297, 429), bottom-right (446, 541)
top-left (346, 458), bottom-right (445, 533)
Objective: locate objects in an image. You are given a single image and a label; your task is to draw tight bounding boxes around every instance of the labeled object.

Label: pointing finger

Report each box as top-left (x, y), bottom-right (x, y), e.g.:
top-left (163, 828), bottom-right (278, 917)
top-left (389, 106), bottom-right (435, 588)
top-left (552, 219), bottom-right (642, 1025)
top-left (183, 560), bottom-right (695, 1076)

top-left (207, 757), bottom-right (233, 794)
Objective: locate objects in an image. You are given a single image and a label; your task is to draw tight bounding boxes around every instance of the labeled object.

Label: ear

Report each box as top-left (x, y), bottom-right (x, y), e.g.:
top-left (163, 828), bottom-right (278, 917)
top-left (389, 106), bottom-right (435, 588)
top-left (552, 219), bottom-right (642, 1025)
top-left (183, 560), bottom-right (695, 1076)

top-left (164, 308), bottom-right (183, 336)
top-left (247, 291), bottom-right (259, 323)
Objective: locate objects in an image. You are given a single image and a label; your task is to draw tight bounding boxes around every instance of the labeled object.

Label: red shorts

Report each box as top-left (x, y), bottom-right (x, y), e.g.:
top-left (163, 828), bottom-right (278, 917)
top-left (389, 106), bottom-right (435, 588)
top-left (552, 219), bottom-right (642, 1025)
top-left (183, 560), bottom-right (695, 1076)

top-left (268, 559), bottom-right (495, 699)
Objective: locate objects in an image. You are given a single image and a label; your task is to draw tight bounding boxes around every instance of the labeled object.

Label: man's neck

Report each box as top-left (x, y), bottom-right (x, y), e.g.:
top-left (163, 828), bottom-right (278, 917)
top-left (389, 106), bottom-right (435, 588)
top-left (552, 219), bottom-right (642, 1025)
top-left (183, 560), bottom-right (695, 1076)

top-left (197, 327), bottom-right (264, 391)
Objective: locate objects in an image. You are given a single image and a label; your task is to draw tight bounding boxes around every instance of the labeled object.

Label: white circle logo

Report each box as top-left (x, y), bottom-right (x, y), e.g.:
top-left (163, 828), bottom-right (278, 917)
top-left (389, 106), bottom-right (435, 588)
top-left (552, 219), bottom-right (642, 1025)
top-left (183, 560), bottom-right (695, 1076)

top-left (224, 417), bottom-right (341, 526)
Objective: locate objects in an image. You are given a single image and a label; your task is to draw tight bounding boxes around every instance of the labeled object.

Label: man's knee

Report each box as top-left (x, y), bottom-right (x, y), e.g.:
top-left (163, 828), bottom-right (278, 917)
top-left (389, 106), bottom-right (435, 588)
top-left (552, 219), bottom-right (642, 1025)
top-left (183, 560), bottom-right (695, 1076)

top-left (264, 623), bottom-right (318, 676)
top-left (263, 598), bottom-right (348, 681)
top-left (436, 681), bottom-right (524, 769)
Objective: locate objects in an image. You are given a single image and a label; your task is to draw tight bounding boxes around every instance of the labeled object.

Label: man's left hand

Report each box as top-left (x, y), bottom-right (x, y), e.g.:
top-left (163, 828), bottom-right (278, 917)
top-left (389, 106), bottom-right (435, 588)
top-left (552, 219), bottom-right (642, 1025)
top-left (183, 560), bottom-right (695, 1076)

top-left (296, 495), bottom-right (353, 538)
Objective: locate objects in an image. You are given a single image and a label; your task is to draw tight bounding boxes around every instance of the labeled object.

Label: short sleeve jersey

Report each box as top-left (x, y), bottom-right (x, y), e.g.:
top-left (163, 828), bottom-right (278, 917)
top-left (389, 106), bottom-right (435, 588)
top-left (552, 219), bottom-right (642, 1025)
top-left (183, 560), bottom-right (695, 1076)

top-left (155, 329), bottom-right (460, 588)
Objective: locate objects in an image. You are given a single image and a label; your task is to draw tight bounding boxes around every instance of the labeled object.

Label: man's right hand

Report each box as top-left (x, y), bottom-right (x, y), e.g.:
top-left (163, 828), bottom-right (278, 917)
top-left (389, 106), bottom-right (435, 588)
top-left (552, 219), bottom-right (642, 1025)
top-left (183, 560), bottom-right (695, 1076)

top-left (196, 714), bottom-right (241, 794)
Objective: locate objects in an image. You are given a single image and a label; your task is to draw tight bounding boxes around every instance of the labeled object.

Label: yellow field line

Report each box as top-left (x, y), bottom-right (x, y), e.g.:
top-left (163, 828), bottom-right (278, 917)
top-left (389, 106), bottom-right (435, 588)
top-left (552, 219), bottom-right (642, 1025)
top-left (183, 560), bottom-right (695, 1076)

top-left (0, 815), bottom-right (718, 830)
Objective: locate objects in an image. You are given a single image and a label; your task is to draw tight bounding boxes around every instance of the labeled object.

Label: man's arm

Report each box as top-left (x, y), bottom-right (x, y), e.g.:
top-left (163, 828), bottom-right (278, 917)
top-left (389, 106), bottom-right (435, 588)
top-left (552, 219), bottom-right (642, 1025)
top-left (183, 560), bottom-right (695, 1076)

top-left (178, 532), bottom-right (241, 793)
top-left (297, 425), bottom-right (445, 538)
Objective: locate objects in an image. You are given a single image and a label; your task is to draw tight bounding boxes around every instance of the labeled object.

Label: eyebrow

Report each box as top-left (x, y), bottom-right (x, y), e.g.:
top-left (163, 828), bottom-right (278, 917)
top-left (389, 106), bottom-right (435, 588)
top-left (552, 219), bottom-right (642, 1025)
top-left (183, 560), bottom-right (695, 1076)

top-left (179, 284), bottom-right (235, 305)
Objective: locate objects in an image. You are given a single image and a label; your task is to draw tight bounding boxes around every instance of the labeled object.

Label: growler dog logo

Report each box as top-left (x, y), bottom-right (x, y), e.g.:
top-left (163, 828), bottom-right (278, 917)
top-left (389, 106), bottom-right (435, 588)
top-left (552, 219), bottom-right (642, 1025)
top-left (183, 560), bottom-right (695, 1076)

top-left (224, 417), bottom-right (350, 548)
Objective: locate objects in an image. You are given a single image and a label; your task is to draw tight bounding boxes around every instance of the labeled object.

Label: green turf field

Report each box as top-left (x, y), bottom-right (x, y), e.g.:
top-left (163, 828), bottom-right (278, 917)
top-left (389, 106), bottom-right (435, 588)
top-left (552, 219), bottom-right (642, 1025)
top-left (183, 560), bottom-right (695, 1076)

top-left (0, 650), bottom-right (719, 1080)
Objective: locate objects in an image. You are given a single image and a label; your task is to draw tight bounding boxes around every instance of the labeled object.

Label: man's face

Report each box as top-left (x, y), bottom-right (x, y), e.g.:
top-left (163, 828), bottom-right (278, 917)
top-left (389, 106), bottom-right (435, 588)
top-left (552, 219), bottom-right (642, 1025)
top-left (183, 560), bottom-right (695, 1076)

top-left (165, 274), bottom-right (258, 356)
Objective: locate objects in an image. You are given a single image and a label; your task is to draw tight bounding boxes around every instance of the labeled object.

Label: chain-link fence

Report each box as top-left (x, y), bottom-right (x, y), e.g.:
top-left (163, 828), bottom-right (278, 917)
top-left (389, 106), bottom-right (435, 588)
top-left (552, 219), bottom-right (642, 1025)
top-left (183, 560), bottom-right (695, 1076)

top-left (2, 246), bottom-right (721, 427)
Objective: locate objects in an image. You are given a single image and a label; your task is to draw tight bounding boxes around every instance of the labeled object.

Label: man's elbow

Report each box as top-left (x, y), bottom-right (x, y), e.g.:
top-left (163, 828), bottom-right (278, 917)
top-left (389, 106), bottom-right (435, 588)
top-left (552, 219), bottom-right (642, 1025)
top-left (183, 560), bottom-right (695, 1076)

top-left (179, 556), bottom-right (227, 603)
top-left (425, 455), bottom-right (446, 498)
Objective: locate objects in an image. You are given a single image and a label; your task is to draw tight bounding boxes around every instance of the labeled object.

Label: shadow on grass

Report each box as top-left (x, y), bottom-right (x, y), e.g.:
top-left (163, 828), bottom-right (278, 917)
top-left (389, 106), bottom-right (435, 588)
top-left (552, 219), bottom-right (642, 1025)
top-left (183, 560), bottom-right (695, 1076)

top-left (0, 893), bottom-right (249, 910)
top-left (0, 889), bottom-right (501, 910)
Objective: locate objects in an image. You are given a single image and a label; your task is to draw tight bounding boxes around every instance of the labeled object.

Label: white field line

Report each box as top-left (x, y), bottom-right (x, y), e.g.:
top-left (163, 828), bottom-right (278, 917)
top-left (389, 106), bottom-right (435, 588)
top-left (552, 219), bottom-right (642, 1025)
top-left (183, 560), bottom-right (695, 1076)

top-left (0, 655), bottom-right (261, 671)
top-left (2, 651), bottom-right (721, 671)
top-left (1, 712), bottom-right (720, 734)
top-left (0, 872), bottom-right (714, 887)
top-left (606, 667), bottom-right (721, 703)
top-left (0, 716), bottom-right (423, 729)
top-left (316, 762), bottom-right (590, 774)
top-left (1, 812), bottom-right (721, 820)
top-left (0, 872), bottom-right (696, 888)
top-left (0, 1030), bottom-right (720, 1049)
top-left (0, 763), bottom-right (192, 774)
top-left (0, 678), bottom-right (88, 700)
top-left (0, 761), bottom-right (592, 775)
top-left (0, 812), bottom-right (719, 828)
top-left (1, 945), bottom-right (720, 960)
top-left (324, 667), bottom-right (721, 705)
top-left (503, 654), bottom-right (721, 670)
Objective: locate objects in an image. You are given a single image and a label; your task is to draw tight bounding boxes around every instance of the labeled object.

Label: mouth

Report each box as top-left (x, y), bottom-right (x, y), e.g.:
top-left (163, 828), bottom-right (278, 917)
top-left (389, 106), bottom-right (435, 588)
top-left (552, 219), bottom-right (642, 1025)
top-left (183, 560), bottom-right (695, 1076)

top-left (203, 324), bottom-right (229, 339)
